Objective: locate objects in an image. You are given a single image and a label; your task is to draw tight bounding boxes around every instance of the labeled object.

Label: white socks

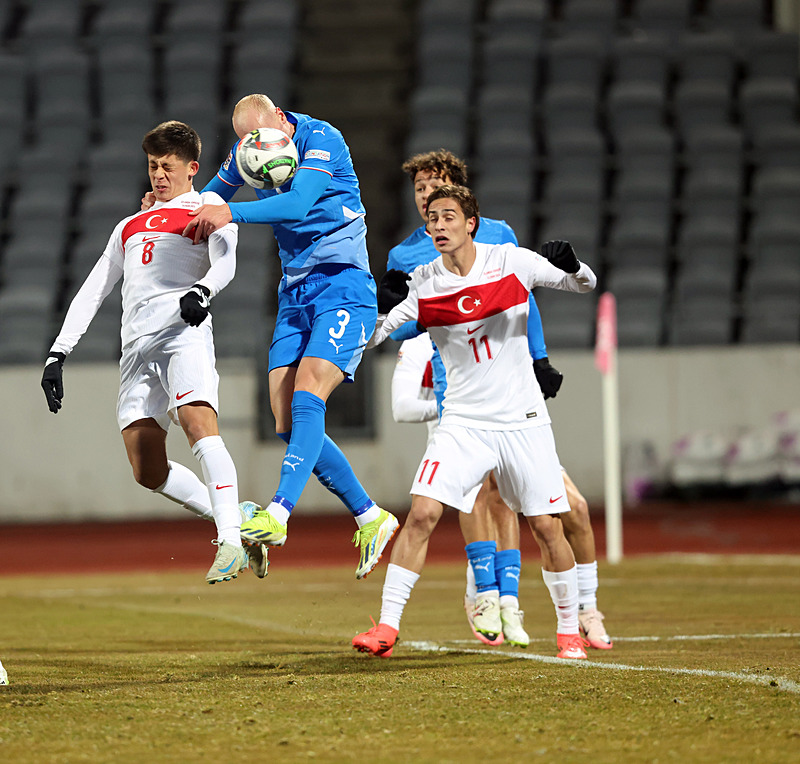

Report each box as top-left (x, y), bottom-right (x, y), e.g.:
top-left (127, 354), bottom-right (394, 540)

top-left (379, 563), bottom-right (420, 630)
top-left (154, 460), bottom-right (213, 521)
top-left (542, 565), bottom-right (579, 635)
top-left (191, 435), bottom-right (241, 546)
top-left (465, 561), bottom-right (477, 602)
top-left (577, 560), bottom-right (599, 611)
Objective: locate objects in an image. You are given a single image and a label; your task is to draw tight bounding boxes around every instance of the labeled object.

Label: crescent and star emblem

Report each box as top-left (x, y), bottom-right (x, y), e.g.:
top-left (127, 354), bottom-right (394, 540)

top-left (457, 295), bottom-right (481, 314)
top-left (145, 214), bottom-right (168, 229)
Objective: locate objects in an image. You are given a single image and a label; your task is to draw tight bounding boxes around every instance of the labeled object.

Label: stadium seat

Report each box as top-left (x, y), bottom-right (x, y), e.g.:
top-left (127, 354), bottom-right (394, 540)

top-left (750, 168), bottom-right (800, 223)
top-left (97, 44), bottom-right (156, 118)
top-left (485, 0), bottom-right (547, 40)
top-left (611, 33), bottom-right (671, 89)
top-left (751, 124), bottom-right (800, 170)
top-left (411, 86), bottom-right (469, 137)
top-left (0, 286), bottom-right (55, 363)
top-left (675, 214), bottom-right (740, 269)
top-left (741, 295), bottom-right (800, 344)
top-left (606, 217), bottom-right (671, 269)
top-left (545, 33), bottom-right (608, 96)
top-left (473, 175), bottom-right (533, 244)
top-left (474, 129), bottom-right (536, 185)
top-left (613, 126), bottom-right (675, 198)
top-left (480, 33), bottom-right (539, 90)
top-left (532, 287), bottom-right (597, 349)
top-left (673, 80), bottom-right (733, 140)
top-left (704, 0), bottom-right (767, 37)
top-left (676, 31), bottom-right (737, 89)
top-left (630, 0), bottom-right (694, 44)
top-left (668, 295), bottom-right (735, 346)
top-left (415, 28), bottom-right (474, 92)
top-left (559, 0), bottom-right (619, 40)
top-left (606, 80), bottom-right (667, 142)
top-left (90, 1), bottom-right (159, 44)
top-left (739, 77), bottom-right (800, 142)
top-left (162, 41), bottom-right (222, 109)
top-left (743, 30), bottom-right (800, 79)
top-left (542, 82), bottom-right (600, 137)
top-left (747, 217), bottom-right (800, 268)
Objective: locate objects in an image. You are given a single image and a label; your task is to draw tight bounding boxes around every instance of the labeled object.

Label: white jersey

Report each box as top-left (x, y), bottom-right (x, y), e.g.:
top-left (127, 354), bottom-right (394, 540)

top-left (391, 333), bottom-right (437, 424)
top-left (372, 241), bottom-right (596, 430)
top-left (51, 190), bottom-right (238, 355)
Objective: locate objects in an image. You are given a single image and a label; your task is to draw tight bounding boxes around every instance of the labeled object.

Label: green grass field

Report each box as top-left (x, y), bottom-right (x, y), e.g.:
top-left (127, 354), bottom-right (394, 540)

top-left (1, 556), bottom-right (798, 763)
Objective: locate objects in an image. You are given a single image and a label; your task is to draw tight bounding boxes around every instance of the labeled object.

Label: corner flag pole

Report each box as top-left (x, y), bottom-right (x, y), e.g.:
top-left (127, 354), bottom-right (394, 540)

top-left (595, 292), bottom-right (623, 564)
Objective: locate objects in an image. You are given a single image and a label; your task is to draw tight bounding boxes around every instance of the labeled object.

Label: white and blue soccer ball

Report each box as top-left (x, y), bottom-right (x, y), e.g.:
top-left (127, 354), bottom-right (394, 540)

top-left (235, 127), bottom-right (299, 190)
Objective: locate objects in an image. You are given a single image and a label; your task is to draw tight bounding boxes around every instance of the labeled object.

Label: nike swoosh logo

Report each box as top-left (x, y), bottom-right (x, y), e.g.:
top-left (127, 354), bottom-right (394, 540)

top-left (467, 325), bottom-right (484, 335)
top-left (215, 484), bottom-right (233, 490)
top-left (549, 495), bottom-right (563, 504)
top-left (176, 390), bottom-right (194, 400)
top-left (219, 558), bottom-right (238, 573)
top-left (141, 235), bottom-right (159, 242)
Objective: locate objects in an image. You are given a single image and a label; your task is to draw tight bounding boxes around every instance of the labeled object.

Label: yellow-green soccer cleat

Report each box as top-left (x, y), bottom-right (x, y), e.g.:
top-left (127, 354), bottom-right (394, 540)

top-left (352, 508), bottom-right (400, 580)
top-left (206, 540), bottom-right (249, 584)
top-left (239, 506), bottom-right (288, 547)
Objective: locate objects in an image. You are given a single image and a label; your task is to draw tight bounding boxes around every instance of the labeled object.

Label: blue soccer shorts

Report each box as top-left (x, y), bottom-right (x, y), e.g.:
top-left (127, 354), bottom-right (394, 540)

top-left (269, 265), bottom-right (378, 379)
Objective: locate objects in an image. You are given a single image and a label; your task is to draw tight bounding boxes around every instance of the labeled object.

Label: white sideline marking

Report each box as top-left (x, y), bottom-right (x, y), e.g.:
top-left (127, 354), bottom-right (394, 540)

top-left (407, 641), bottom-right (800, 695)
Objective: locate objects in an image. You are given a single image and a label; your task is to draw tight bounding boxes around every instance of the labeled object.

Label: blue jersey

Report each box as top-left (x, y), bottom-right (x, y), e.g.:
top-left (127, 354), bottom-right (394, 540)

top-left (207, 111), bottom-right (370, 291)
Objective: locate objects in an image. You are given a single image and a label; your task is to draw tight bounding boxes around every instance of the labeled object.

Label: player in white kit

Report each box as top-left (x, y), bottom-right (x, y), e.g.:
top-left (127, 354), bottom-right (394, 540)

top-left (352, 184), bottom-right (596, 659)
top-left (40, 121), bottom-right (268, 584)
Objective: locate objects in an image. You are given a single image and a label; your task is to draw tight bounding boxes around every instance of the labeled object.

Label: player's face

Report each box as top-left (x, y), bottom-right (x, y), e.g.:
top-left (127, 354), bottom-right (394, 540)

top-left (147, 154), bottom-right (198, 202)
top-left (427, 198), bottom-right (476, 256)
top-left (413, 170), bottom-right (451, 222)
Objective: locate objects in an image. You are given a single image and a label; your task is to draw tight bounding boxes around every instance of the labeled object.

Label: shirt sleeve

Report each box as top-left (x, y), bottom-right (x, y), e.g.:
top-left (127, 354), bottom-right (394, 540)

top-left (515, 246), bottom-right (597, 293)
top-left (391, 338), bottom-right (438, 423)
top-left (196, 224), bottom-right (238, 298)
top-left (50, 252), bottom-right (123, 355)
top-left (227, 167), bottom-right (331, 224)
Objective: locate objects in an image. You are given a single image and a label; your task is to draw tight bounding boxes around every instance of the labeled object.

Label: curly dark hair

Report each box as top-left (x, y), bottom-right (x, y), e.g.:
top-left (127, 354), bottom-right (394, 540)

top-left (401, 149), bottom-right (468, 186)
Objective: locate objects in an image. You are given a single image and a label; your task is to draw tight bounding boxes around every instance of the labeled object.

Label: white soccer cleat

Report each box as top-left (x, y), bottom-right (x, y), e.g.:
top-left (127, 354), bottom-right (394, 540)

top-left (500, 606), bottom-right (530, 648)
top-left (465, 594), bottom-right (504, 645)
top-left (0, 659), bottom-right (8, 686)
top-left (472, 591), bottom-right (503, 644)
top-left (206, 540), bottom-right (248, 584)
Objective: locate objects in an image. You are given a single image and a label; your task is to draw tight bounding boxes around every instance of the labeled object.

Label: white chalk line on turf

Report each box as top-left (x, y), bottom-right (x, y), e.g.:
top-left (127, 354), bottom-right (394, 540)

top-left (407, 641), bottom-right (800, 695)
top-left (451, 632), bottom-right (800, 645)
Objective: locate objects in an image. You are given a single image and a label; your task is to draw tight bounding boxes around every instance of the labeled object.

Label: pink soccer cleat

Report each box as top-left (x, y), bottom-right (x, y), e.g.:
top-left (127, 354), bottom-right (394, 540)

top-left (352, 619), bottom-right (399, 658)
top-left (556, 633), bottom-right (588, 659)
top-left (579, 608), bottom-right (613, 650)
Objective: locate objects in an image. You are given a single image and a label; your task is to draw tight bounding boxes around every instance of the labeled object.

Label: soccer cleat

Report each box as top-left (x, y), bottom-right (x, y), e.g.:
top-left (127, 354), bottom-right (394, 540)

top-left (239, 506), bottom-right (288, 547)
top-left (464, 594), bottom-right (503, 645)
top-left (238, 502), bottom-right (269, 578)
top-left (579, 608), bottom-right (613, 649)
top-left (352, 507), bottom-right (400, 580)
top-left (206, 540), bottom-right (248, 584)
top-left (352, 618), bottom-right (398, 658)
top-left (500, 606), bottom-right (530, 648)
top-left (556, 633), bottom-right (588, 659)
top-left (472, 591), bottom-right (503, 644)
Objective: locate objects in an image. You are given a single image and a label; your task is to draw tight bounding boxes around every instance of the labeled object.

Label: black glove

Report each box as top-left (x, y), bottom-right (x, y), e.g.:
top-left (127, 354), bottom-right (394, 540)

top-left (378, 269), bottom-right (411, 314)
top-left (179, 284), bottom-right (211, 326)
top-left (533, 357), bottom-right (563, 400)
top-left (541, 240), bottom-right (580, 274)
top-left (41, 351), bottom-right (66, 413)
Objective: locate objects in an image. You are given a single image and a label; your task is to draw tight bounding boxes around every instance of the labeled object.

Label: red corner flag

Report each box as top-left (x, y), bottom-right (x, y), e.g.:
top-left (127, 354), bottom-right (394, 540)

top-left (595, 292), bottom-right (617, 375)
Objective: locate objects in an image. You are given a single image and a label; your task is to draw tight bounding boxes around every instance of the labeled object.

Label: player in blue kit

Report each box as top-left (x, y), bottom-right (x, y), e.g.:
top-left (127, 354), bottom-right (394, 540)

top-left (387, 150), bottom-right (612, 650)
top-left (184, 94), bottom-right (398, 579)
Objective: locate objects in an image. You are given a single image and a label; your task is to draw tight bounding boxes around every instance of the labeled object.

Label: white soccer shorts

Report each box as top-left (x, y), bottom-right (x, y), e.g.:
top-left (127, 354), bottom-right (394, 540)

top-left (410, 423), bottom-right (570, 517)
top-left (117, 324), bottom-right (220, 431)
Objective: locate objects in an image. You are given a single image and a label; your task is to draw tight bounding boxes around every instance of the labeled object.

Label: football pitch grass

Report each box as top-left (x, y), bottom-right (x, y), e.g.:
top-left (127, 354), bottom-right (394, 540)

top-left (1, 556), bottom-right (798, 763)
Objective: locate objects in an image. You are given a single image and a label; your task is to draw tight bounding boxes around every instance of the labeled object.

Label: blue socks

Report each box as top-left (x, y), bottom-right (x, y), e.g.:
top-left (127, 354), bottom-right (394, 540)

top-left (276, 396), bottom-right (373, 517)
top-left (495, 548), bottom-right (522, 599)
top-left (465, 541), bottom-right (498, 593)
top-left (275, 390), bottom-right (328, 507)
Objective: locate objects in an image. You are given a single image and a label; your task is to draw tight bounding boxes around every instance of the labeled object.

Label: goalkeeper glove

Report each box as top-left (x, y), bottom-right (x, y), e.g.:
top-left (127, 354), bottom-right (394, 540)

top-left (41, 352), bottom-right (66, 413)
top-left (533, 357), bottom-right (563, 400)
top-left (179, 284), bottom-right (211, 326)
top-left (541, 240), bottom-right (580, 274)
top-left (378, 269), bottom-right (411, 314)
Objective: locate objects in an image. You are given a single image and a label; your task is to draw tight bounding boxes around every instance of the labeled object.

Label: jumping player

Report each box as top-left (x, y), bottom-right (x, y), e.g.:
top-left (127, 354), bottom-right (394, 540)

top-left (182, 94), bottom-right (398, 579)
top-left (353, 184), bottom-right (596, 659)
top-left (41, 120), bottom-right (267, 584)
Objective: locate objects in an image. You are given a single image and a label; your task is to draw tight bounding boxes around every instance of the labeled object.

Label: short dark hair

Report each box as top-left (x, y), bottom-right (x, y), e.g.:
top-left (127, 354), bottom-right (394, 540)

top-left (142, 120), bottom-right (201, 163)
top-left (425, 184), bottom-right (481, 238)
top-left (401, 149), bottom-right (468, 186)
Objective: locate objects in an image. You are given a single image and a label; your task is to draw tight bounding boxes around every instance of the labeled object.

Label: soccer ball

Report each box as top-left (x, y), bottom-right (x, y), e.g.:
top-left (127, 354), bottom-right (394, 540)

top-left (235, 127), bottom-right (299, 190)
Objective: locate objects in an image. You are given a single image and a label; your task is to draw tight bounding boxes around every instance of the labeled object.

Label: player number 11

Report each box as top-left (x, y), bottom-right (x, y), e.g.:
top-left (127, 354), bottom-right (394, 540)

top-left (468, 335), bottom-right (492, 363)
